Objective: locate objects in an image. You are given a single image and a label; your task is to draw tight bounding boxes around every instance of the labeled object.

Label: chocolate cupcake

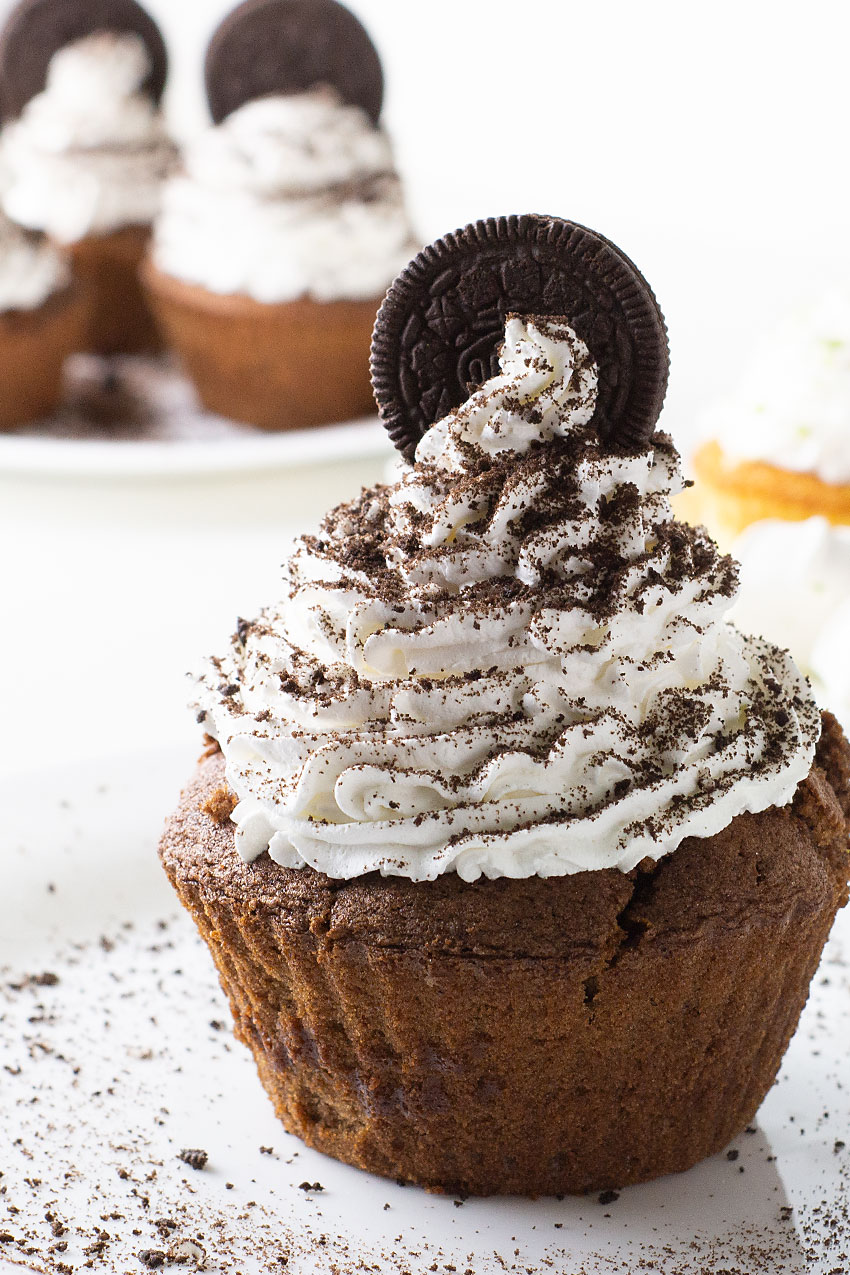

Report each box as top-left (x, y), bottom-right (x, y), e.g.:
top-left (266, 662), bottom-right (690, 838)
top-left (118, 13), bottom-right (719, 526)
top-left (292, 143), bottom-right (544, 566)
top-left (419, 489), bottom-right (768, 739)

top-left (144, 0), bottom-right (417, 431)
top-left (0, 211), bottom-right (87, 428)
top-left (160, 216), bottom-right (850, 1195)
top-left (0, 0), bottom-right (176, 354)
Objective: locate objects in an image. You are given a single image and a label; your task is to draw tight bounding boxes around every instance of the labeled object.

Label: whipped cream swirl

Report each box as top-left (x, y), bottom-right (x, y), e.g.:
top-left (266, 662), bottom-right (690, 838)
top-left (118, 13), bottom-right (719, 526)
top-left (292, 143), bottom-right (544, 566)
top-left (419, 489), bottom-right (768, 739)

top-left (152, 89), bottom-right (417, 303)
top-left (1, 33), bottom-right (176, 243)
top-left (0, 212), bottom-right (68, 310)
top-left (194, 316), bottom-right (820, 881)
top-left (703, 291), bottom-right (850, 485)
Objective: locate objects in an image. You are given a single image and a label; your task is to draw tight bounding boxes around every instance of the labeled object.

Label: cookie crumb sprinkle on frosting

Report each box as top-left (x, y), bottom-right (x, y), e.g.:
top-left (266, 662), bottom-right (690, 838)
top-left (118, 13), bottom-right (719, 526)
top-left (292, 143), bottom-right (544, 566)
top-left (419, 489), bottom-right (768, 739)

top-left (192, 313), bottom-right (820, 882)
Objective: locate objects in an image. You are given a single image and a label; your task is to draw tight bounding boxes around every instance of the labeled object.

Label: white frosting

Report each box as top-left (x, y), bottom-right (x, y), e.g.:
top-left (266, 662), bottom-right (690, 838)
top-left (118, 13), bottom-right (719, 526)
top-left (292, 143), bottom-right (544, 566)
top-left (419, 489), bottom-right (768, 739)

top-left (0, 211), bottom-right (68, 310)
top-left (703, 292), bottom-right (850, 485)
top-left (1, 33), bottom-right (175, 243)
top-left (152, 90), bottom-right (417, 303)
top-left (194, 316), bottom-right (820, 882)
top-left (731, 516), bottom-right (850, 732)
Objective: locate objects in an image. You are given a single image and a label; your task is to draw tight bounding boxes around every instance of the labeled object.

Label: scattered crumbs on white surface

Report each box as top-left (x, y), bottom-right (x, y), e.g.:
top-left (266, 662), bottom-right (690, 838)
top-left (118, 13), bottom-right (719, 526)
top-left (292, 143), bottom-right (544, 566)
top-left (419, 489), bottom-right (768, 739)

top-left (0, 914), bottom-right (848, 1274)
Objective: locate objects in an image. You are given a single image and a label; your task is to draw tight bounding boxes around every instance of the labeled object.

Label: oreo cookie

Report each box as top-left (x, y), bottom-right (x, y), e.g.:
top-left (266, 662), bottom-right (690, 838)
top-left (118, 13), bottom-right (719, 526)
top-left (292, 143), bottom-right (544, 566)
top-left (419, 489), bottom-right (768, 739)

top-left (0, 0), bottom-right (168, 122)
top-left (370, 214), bottom-right (670, 461)
top-left (204, 0), bottom-right (383, 125)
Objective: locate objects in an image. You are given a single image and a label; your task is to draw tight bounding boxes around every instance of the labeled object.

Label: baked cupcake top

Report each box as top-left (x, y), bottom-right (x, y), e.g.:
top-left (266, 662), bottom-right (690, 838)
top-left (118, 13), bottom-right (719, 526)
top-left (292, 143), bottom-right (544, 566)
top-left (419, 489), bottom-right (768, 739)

top-left (192, 217), bottom-right (820, 882)
top-left (701, 293), bottom-right (850, 486)
top-left (0, 210), bottom-right (69, 310)
top-left (0, 30), bottom-right (176, 243)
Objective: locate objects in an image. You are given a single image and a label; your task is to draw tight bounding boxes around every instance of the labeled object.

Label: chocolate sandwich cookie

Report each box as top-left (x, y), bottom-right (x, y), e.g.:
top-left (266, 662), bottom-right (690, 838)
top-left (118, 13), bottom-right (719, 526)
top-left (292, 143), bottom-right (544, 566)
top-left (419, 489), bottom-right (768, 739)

top-left (204, 0), bottom-right (384, 125)
top-left (370, 214), bottom-right (670, 461)
top-left (0, 0), bottom-right (167, 122)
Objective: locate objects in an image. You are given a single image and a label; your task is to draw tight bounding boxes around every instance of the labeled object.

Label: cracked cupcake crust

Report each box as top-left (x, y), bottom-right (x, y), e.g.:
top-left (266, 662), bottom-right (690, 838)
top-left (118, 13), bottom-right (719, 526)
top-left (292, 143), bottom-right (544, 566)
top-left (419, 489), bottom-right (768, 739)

top-left (161, 715), bottom-right (850, 955)
top-left (159, 714), bottom-right (849, 1196)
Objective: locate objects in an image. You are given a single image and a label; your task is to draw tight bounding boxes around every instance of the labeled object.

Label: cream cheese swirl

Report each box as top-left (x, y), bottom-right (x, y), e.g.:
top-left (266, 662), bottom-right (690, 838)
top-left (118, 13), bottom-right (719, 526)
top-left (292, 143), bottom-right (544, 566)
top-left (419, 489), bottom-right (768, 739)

top-left (1, 33), bottom-right (176, 243)
top-left (194, 315), bottom-right (820, 881)
top-left (152, 89), bottom-right (417, 303)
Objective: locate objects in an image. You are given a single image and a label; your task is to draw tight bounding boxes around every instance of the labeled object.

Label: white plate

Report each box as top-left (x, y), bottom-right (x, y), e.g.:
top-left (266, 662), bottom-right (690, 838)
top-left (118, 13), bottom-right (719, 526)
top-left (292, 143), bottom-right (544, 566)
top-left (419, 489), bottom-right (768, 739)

top-left (2, 748), bottom-right (848, 1274)
top-left (0, 354), bottom-right (392, 479)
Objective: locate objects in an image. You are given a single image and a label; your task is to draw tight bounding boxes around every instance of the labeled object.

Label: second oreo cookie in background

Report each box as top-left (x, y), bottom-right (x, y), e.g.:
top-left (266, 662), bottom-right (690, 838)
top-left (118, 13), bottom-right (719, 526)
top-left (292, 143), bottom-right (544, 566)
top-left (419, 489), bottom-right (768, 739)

top-left (0, 0), bottom-right (177, 355)
top-left (144, 0), bottom-right (418, 432)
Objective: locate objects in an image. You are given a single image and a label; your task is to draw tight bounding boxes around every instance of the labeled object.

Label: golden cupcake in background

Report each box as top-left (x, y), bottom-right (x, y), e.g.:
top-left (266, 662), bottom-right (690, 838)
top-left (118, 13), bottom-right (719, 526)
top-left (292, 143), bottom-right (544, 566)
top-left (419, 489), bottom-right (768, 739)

top-left (681, 293), bottom-right (850, 544)
top-left (0, 211), bottom-right (86, 429)
top-left (144, 0), bottom-right (418, 431)
top-left (0, 0), bottom-right (176, 355)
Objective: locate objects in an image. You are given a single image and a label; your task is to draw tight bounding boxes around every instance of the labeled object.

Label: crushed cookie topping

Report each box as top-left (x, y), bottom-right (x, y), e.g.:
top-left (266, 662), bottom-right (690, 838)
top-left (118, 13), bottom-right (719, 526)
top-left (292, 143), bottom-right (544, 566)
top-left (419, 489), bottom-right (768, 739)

top-left (191, 315), bottom-right (820, 882)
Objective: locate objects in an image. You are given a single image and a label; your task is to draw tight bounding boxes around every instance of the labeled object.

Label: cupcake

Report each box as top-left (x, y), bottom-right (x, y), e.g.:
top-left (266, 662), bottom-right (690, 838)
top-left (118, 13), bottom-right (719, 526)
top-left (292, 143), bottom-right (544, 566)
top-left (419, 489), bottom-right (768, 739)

top-left (144, 0), bottom-right (417, 431)
top-left (684, 292), bottom-right (850, 543)
top-left (0, 0), bottom-right (176, 354)
top-left (0, 210), bottom-right (87, 429)
top-left (159, 216), bottom-right (849, 1196)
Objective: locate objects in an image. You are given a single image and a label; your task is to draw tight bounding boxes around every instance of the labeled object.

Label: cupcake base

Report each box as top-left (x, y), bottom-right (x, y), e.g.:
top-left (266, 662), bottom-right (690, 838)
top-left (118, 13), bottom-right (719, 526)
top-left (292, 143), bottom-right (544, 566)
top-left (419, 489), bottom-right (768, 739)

top-left (0, 286), bottom-right (88, 430)
top-left (68, 225), bottom-right (162, 355)
top-left (685, 440), bottom-right (850, 543)
top-left (159, 718), bottom-right (850, 1197)
top-left (141, 263), bottom-right (379, 430)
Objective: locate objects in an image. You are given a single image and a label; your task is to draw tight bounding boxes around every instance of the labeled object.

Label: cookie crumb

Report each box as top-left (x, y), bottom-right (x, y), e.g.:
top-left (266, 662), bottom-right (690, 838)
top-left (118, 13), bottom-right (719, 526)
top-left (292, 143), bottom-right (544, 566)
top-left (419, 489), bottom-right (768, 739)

top-left (200, 787), bottom-right (236, 825)
top-left (31, 971), bottom-right (59, 986)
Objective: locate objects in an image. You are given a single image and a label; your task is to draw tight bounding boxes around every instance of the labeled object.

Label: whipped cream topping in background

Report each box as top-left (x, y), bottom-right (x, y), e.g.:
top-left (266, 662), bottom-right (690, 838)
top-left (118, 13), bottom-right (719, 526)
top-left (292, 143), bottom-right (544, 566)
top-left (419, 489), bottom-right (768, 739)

top-left (731, 516), bottom-right (850, 732)
top-left (194, 316), bottom-right (820, 882)
top-left (152, 89), bottom-right (417, 303)
top-left (0, 211), bottom-right (68, 310)
top-left (702, 292), bottom-right (850, 485)
top-left (1, 33), bottom-right (176, 243)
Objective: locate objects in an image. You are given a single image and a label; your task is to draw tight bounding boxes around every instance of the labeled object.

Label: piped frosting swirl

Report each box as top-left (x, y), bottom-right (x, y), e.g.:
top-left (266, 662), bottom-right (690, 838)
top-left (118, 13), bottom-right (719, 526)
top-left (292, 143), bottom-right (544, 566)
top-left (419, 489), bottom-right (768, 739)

top-left (1, 32), bottom-right (176, 243)
top-left (194, 315), bottom-right (820, 881)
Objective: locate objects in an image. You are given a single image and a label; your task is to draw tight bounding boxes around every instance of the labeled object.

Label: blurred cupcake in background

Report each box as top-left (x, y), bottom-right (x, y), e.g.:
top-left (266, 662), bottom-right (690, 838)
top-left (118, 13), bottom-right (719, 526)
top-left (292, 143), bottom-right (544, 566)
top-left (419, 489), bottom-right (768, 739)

top-left (0, 0), bottom-right (176, 354)
top-left (144, 0), bottom-right (418, 431)
top-left (679, 292), bottom-right (850, 729)
top-left (0, 210), bottom-right (87, 429)
top-left (684, 293), bottom-right (850, 543)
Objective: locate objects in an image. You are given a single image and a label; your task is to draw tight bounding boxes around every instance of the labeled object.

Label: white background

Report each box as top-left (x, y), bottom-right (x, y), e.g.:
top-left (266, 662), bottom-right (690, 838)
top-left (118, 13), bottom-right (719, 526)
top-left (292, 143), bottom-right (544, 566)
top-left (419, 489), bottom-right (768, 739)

top-left (2, 0), bottom-right (850, 773)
